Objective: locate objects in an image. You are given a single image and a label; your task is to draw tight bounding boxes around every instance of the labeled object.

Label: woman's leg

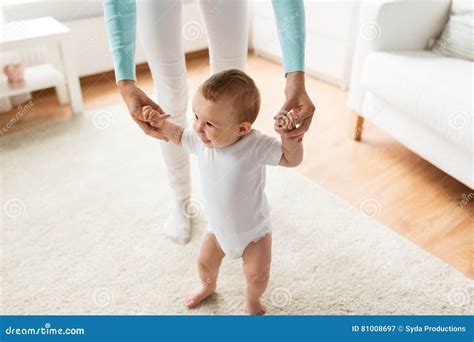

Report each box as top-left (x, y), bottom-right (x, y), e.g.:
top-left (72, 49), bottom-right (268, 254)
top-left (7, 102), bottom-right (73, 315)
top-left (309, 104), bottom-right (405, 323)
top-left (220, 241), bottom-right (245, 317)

top-left (137, 0), bottom-right (192, 244)
top-left (198, 0), bottom-right (248, 74)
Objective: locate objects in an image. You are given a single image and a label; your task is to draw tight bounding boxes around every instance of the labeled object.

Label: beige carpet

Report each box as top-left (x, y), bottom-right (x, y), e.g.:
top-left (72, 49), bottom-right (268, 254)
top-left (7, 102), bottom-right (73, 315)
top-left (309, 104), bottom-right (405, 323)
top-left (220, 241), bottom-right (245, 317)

top-left (1, 105), bottom-right (472, 315)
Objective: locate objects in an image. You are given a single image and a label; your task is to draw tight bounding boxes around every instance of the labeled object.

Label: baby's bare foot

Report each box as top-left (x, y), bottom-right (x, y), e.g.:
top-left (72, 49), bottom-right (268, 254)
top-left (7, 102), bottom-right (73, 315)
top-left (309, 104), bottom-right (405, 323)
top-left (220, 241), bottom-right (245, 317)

top-left (246, 299), bottom-right (266, 315)
top-left (184, 286), bottom-right (215, 308)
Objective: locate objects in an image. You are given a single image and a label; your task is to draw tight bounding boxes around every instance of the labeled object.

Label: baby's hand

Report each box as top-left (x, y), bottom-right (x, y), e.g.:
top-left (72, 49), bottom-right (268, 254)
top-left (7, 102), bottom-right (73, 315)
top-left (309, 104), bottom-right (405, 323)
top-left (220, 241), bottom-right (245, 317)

top-left (142, 105), bottom-right (171, 129)
top-left (274, 110), bottom-right (297, 134)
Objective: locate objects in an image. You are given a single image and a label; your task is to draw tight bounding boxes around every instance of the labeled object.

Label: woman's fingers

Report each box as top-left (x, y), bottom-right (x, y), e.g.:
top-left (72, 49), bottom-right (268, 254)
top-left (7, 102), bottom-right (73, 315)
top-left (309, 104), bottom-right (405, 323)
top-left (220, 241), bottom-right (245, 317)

top-left (132, 106), bottom-right (145, 121)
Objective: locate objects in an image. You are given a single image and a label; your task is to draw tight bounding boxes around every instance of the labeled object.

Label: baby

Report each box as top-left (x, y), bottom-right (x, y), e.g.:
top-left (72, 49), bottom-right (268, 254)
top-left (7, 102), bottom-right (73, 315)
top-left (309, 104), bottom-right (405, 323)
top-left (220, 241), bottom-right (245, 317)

top-left (141, 69), bottom-right (303, 315)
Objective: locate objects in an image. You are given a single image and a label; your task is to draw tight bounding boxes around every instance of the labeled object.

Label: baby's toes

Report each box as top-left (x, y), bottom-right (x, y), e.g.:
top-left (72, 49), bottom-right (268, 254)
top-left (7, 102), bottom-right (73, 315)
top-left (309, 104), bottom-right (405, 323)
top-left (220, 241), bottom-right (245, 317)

top-left (246, 301), bottom-right (266, 315)
top-left (184, 296), bottom-right (198, 308)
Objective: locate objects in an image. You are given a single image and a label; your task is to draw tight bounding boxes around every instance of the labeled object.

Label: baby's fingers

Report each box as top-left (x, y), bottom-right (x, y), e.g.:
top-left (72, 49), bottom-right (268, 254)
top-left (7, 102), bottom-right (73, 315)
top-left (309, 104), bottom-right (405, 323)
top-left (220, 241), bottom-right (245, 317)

top-left (142, 105), bottom-right (158, 120)
top-left (273, 113), bottom-right (286, 120)
top-left (142, 107), bottom-right (152, 121)
top-left (143, 106), bottom-right (170, 122)
top-left (148, 114), bottom-right (171, 128)
top-left (287, 111), bottom-right (297, 129)
top-left (274, 115), bottom-right (294, 130)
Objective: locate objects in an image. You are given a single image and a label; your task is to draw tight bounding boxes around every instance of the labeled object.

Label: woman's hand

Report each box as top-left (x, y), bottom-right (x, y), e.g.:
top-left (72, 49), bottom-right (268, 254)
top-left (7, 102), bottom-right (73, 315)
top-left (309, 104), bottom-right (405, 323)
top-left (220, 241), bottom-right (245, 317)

top-left (275, 72), bottom-right (315, 142)
top-left (118, 80), bottom-right (170, 141)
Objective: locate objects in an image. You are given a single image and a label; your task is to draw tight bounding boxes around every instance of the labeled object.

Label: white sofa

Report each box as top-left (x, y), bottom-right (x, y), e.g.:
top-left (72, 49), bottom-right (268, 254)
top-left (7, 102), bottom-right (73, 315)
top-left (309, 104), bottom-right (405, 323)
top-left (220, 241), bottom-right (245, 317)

top-left (348, 0), bottom-right (473, 189)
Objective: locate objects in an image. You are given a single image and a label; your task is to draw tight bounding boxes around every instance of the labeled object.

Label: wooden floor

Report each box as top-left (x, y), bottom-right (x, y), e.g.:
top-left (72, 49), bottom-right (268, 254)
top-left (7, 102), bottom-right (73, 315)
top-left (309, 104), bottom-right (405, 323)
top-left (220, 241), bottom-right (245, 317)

top-left (1, 53), bottom-right (472, 279)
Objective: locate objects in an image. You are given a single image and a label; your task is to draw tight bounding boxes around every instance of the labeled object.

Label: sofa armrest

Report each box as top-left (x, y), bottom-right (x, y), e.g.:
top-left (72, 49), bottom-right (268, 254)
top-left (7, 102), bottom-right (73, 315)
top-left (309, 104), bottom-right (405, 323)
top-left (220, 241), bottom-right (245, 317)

top-left (348, 0), bottom-right (451, 114)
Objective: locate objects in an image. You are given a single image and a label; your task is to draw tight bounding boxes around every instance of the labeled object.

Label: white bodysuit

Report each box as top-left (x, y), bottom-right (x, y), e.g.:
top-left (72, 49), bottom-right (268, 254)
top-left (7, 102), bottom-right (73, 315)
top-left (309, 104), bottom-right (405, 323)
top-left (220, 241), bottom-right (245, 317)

top-left (181, 128), bottom-right (283, 258)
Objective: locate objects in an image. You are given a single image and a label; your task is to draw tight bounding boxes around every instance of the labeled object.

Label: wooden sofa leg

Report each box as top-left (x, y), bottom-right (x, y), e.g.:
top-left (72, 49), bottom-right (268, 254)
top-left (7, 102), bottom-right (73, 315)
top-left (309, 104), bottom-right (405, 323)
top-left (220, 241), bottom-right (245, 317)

top-left (351, 112), bottom-right (364, 141)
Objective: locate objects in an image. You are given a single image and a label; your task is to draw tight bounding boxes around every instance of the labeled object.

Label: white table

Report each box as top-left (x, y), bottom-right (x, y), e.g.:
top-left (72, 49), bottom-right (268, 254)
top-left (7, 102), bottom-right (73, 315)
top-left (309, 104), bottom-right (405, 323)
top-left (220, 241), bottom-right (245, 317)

top-left (1, 17), bottom-right (83, 114)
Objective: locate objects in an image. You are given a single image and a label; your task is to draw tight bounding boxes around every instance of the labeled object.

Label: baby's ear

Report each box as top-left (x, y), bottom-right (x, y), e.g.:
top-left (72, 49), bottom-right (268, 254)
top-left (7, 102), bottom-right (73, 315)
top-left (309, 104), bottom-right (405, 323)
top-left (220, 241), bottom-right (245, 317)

top-left (238, 121), bottom-right (252, 135)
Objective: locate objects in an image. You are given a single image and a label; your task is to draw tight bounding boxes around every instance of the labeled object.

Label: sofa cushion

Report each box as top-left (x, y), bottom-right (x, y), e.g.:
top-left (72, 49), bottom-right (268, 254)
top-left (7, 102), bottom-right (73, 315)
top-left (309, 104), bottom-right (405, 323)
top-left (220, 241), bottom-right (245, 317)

top-left (432, 0), bottom-right (474, 61)
top-left (361, 51), bottom-right (472, 151)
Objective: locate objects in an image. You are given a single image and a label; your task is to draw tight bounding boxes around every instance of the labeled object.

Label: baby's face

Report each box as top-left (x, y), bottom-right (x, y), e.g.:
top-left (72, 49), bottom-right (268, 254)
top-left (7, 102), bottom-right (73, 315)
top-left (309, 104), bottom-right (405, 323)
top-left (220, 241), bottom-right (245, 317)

top-left (192, 91), bottom-right (250, 148)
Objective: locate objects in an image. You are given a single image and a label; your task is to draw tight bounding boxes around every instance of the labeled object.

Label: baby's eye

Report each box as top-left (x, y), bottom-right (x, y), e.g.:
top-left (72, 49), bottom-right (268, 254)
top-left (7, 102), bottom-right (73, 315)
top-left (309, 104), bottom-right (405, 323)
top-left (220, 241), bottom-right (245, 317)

top-left (194, 113), bottom-right (198, 121)
top-left (206, 122), bottom-right (214, 128)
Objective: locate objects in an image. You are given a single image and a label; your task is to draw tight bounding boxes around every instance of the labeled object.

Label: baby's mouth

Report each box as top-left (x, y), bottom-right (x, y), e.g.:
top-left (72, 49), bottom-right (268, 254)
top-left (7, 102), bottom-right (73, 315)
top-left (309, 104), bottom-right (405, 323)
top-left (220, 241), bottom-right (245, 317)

top-left (200, 136), bottom-right (211, 144)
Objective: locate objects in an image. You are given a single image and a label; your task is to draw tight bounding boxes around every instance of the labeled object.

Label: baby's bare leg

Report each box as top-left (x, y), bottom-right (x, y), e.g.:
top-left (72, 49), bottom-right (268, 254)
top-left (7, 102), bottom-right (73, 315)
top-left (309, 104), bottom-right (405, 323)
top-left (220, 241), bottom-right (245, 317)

top-left (185, 232), bottom-right (225, 308)
top-left (242, 233), bottom-right (272, 315)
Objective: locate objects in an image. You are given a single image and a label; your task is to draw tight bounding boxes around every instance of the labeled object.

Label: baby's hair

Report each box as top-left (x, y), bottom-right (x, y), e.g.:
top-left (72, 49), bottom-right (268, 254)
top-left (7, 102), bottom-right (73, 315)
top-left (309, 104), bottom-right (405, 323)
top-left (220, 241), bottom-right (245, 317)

top-left (200, 69), bottom-right (261, 124)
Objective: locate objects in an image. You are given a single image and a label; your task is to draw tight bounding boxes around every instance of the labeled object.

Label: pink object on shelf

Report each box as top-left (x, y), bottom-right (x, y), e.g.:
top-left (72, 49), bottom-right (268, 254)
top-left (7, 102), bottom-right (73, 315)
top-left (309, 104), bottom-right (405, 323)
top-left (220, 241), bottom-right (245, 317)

top-left (3, 63), bottom-right (25, 83)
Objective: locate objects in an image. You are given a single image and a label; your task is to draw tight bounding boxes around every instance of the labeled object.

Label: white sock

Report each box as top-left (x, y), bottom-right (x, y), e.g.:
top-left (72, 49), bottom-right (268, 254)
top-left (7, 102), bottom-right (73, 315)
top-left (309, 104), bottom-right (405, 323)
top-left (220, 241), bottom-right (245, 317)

top-left (162, 199), bottom-right (192, 245)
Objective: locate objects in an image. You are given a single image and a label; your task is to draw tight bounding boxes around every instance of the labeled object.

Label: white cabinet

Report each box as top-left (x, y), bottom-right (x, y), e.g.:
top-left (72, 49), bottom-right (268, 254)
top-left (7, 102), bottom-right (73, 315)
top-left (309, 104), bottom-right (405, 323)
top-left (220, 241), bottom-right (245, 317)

top-left (250, 0), bottom-right (360, 88)
top-left (2, 1), bottom-right (208, 79)
top-left (1, 17), bottom-right (83, 114)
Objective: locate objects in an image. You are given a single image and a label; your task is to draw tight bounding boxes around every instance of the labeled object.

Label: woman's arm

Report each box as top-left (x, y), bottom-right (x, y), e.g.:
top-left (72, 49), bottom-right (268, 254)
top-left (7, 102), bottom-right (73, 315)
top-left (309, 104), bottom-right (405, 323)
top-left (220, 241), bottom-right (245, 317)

top-left (272, 0), bottom-right (315, 142)
top-left (103, 0), bottom-right (137, 82)
top-left (271, 0), bottom-right (305, 75)
top-left (103, 1), bottom-right (169, 141)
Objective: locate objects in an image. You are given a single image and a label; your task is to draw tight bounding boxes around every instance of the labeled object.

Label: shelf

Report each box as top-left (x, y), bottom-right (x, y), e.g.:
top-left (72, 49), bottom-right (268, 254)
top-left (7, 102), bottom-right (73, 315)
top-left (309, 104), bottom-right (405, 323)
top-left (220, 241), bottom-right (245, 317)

top-left (0, 64), bottom-right (65, 98)
top-left (1, 16), bottom-right (70, 46)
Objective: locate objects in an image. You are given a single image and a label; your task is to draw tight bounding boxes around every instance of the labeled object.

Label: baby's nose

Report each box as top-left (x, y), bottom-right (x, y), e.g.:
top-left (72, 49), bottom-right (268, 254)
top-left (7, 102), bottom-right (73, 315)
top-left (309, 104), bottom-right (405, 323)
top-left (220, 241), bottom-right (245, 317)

top-left (195, 122), bottom-right (205, 133)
